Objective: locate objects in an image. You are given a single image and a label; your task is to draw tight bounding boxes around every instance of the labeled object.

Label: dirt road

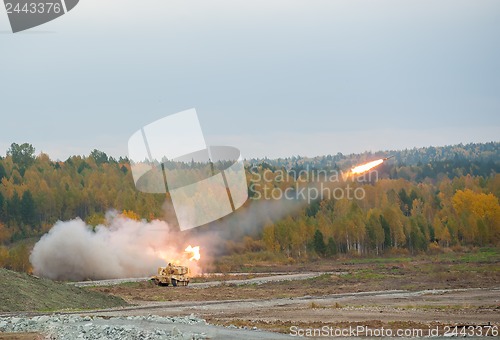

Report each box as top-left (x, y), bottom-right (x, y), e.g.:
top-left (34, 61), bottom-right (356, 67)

top-left (3, 286), bottom-right (498, 339)
top-left (17, 249), bottom-right (500, 338)
top-left (73, 272), bottom-right (333, 288)
top-left (85, 287), bottom-right (500, 326)
top-left (77, 263), bottom-right (500, 336)
top-left (5, 270), bottom-right (500, 339)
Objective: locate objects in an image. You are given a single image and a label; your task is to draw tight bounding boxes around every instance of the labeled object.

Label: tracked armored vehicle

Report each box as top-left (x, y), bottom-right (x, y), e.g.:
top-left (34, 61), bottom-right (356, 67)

top-left (151, 263), bottom-right (190, 287)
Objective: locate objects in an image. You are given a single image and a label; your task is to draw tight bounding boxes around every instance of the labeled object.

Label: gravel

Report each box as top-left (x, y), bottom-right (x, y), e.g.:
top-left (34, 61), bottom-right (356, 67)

top-left (0, 314), bottom-right (209, 339)
top-left (0, 314), bottom-right (291, 339)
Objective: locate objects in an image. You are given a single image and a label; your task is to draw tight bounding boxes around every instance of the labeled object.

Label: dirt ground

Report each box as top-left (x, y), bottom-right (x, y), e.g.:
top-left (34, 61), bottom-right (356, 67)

top-left (88, 252), bottom-right (500, 336)
top-left (86, 288), bottom-right (500, 336)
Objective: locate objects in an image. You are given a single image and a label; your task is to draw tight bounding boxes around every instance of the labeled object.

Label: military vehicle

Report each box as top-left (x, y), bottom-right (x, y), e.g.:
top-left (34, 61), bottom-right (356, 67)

top-left (151, 263), bottom-right (190, 286)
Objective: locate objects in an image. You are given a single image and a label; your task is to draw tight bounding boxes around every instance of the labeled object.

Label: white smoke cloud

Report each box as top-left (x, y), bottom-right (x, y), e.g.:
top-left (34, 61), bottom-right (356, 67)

top-left (30, 214), bottom-right (200, 281)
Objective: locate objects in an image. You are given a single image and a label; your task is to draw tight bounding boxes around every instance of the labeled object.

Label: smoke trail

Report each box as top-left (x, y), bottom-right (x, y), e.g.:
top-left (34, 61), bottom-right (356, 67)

top-left (30, 213), bottom-right (200, 281)
top-left (179, 194), bottom-right (308, 259)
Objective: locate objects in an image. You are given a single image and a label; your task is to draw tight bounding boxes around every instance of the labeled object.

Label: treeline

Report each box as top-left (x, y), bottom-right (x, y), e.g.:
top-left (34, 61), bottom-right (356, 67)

top-left (256, 177), bottom-right (499, 259)
top-left (249, 142), bottom-right (499, 170)
top-left (0, 144), bottom-right (166, 243)
top-left (242, 143), bottom-right (499, 258)
top-left (0, 142), bottom-right (499, 267)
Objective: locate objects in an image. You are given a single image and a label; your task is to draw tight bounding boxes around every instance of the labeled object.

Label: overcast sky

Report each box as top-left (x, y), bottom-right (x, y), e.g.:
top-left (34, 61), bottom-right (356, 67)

top-left (1, 0), bottom-right (499, 160)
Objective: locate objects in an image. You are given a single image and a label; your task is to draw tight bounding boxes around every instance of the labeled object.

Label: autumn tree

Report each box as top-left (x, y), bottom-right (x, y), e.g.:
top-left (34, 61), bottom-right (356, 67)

top-left (452, 189), bottom-right (500, 245)
top-left (0, 163), bottom-right (6, 181)
top-left (263, 225), bottom-right (278, 252)
top-left (90, 149), bottom-right (109, 166)
top-left (382, 206), bottom-right (406, 248)
top-left (380, 215), bottom-right (392, 250)
top-left (347, 202), bottom-right (366, 254)
top-left (0, 192), bottom-right (5, 222)
top-left (0, 222), bottom-right (11, 244)
top-left (7, 143), bottom-right (36, 170)
top-left (21, 190), bottom-right (36, 226)
top-left (0, 246), bottom-right (9, 267)
top-left (366, 209), bottom-right (385, 254)
top-left (313, 229), bottom-right (326, 256)
top-left (121, 209), bottom-right (141, 221)
top-left (326, 237), bottom-right (337, 257)
top-left (7, 191), bottom-right (21, 225)
top-left (8, 243), bottom-right (31, 272)
top-left (433, 216), bottom-right (451, 247)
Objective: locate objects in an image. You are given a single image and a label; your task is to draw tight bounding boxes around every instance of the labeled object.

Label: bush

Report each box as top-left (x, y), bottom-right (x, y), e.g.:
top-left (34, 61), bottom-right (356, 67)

top-left (0, 246), bottom-right (9, 267)
top-left (8, 243), bottom-right (31, 273)
top-left (388, 247), bottom-right (410, 256)
top-left (427, 242), bottom-right (443, 255)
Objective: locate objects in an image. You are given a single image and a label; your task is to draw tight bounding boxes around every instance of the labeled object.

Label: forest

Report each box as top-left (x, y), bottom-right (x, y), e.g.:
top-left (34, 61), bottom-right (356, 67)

top-left (0, 142), bottom-right (499, 272)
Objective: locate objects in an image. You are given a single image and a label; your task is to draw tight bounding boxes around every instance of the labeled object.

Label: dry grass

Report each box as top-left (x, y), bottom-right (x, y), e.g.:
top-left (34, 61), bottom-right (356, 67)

top-left (0, 269), bottom-right (128, 312)
top-left (90, 249), bottom-right (500, 303)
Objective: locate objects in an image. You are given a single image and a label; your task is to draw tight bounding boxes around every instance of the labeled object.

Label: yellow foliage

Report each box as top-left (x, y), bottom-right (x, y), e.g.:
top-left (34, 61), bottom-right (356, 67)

top-left (452, 189), bottom-right (500, 244)
top-left (0, 246), bottom-right (9, 268)
top-left (452, 189), bottom-right (500, 221)
top-left (121, 210), bottom-right (141, 221)
top-left (86, 213), bottom-right (105, 227)
top-left (0, 223), bottom-right (12, 245)
top-left (8, 244), bottom-right (32, 273)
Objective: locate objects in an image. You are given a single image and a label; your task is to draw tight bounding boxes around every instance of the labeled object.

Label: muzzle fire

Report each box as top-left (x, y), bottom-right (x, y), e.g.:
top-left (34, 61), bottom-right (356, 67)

top-left (185, 245), bottom-right (201, 262)
top-left (151, 245), bottom-right (202, 287)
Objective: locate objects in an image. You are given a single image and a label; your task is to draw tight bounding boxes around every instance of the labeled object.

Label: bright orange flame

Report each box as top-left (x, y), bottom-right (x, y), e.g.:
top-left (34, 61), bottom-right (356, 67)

top-left (351, 159), bottom-right (384, 175)
top-left (185, 245), bottom-right (201, 261)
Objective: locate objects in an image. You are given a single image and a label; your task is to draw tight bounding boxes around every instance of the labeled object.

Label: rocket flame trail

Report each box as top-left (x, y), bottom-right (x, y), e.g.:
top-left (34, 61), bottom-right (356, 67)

top-left (351, 159), bottom-right (384, 175)
top-left (185, 245), bottom-right (201, 261)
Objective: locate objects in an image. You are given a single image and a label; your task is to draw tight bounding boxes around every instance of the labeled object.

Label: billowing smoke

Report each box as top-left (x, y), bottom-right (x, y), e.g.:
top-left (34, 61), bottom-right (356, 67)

top-left (31, 178), bottom-right (321, 281)
top-left (30, 213), bottom-right (201, 281)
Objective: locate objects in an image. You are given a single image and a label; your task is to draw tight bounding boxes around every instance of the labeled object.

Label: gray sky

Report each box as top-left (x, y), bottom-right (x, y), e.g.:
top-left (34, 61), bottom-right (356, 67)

top-left (1, 0), bottom-right (499, 160)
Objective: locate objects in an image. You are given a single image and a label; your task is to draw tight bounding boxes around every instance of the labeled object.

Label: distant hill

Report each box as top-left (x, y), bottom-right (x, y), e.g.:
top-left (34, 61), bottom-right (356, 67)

top-left (247, 141), bottom-right (499, 166)
top-left (246, 142), bottom-right (500, 181)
